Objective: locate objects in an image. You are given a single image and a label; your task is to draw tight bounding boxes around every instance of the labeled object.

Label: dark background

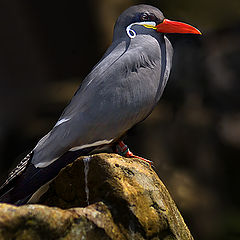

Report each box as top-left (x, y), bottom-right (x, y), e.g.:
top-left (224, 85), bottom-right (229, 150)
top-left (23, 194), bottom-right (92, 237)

top-left (0, 0), bottom-right (240, 239)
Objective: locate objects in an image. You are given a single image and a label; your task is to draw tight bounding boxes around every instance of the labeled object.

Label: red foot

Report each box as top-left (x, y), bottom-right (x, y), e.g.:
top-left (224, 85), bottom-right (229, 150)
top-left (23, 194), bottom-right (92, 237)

top-left (115, 141), bottom-right (152, 166)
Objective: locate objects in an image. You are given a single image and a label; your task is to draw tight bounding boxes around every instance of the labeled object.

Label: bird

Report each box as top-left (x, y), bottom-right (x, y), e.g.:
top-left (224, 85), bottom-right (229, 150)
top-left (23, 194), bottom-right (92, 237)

top-left (0, 4), bottom-right (201, 205)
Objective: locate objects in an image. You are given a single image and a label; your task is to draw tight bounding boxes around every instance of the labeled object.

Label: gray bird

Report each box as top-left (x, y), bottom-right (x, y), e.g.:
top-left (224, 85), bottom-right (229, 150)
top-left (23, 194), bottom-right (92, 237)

top-left (0, 4), bottom-right (201, 205)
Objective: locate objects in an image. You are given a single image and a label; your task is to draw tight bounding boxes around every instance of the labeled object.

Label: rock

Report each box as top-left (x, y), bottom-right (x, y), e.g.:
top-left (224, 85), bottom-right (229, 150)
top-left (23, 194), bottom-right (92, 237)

top-left (0, 153), bottom-right (193, 240)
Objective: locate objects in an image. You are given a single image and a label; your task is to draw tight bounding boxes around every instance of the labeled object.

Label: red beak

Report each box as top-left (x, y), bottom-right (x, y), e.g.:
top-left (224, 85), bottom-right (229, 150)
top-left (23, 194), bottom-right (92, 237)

top-left (156, 19), bottom-right (201, 34)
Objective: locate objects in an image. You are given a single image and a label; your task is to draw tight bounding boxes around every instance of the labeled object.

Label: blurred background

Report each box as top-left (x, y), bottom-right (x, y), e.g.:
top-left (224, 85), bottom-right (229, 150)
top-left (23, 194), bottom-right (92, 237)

top-left (0, 0), bottom-right (240, 239)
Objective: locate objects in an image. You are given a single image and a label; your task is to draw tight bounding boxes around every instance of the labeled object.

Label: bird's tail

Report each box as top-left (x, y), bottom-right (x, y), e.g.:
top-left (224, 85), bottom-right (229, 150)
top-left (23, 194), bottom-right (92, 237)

top-left (0, 147), bottom-right (96, 205)
top-left (0, 151), bottom-right (33, 204)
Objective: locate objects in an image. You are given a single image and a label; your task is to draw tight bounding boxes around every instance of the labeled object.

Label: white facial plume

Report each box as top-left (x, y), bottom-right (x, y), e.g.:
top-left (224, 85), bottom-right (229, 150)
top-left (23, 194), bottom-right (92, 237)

top-left (126, 21), bottom-right (157, 39)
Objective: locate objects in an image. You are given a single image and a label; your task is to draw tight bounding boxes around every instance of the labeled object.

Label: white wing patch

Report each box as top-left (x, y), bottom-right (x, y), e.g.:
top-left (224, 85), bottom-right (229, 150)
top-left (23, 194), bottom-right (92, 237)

top-left (34, 156), bottom-right (59, 168)
top-left (34, 139), bottom-right (114, 168)
top-left (69, 139), bottom-right (114, 151)
top-left (54, 117), bottom-right (71, 127)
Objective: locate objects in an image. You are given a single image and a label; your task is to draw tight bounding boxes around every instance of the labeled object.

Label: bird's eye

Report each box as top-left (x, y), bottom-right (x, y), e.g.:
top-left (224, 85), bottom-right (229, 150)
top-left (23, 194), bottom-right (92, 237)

top-left (140, 13), bottom-right (150, 21)
top-left (140, 13), bottom-right (157, 23)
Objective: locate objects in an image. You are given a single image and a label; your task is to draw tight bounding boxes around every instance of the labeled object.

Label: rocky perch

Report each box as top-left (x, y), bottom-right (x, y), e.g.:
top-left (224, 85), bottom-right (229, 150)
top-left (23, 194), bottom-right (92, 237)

top-left (0, 153), bottom-right (193, 240)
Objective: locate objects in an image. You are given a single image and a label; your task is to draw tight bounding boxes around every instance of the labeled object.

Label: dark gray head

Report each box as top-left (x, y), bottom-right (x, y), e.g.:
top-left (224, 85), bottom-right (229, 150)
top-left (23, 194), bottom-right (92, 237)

top-left (113, 4), bottom-right (165, 40)
top-left (113, 4), bottom-right (201, 41)
top-left (115, 5), bottom-right (165, 29)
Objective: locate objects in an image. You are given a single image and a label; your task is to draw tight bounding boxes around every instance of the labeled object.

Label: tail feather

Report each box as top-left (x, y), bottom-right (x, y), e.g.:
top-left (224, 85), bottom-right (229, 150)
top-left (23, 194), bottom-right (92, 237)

top-left (0, 147), bottom-right (95, 205)
top-left (0, 151), bottom-right (33, 200)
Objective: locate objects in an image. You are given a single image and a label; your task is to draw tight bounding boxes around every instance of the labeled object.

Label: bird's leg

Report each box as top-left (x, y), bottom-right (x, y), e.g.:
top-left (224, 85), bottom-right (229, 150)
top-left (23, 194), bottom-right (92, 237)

top-left (115, 141), bottom-right (152, 166)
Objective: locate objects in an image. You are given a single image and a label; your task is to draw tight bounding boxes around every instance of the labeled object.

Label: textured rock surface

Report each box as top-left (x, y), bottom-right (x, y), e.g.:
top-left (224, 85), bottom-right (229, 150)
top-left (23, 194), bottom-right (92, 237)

top-left (0, 153), bottom-right (193, 239)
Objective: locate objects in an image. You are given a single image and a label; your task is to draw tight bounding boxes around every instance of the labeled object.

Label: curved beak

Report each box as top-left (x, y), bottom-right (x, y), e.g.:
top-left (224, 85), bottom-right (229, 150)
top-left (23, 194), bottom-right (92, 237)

top-left (156, 19), bottom-right (201, 34)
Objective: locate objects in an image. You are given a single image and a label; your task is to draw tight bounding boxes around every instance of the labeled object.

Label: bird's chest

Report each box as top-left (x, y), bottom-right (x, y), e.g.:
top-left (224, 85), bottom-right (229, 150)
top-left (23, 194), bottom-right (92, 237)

top-left (99, 61), bottom-right (160, 122)
top-left (117, 52), bottom-right (161, 108)
top-left (96, 36), bottom-right (164, 121)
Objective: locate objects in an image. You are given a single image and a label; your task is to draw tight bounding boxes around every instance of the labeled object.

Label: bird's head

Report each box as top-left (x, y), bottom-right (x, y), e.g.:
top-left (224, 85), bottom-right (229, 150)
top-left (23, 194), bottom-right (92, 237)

top-left (113, 4), bottom-right (201, 40)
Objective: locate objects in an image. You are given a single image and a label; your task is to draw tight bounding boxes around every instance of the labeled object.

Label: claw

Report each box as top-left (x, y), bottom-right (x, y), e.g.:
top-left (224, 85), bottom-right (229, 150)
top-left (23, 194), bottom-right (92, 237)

top-left (115, 141), bottom-right (152, 166)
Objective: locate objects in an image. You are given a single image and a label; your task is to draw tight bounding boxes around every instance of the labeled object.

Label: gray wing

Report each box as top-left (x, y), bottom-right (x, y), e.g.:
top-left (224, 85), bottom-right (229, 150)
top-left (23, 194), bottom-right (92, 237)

top-left (32, 34), bottom-right (172, 167)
